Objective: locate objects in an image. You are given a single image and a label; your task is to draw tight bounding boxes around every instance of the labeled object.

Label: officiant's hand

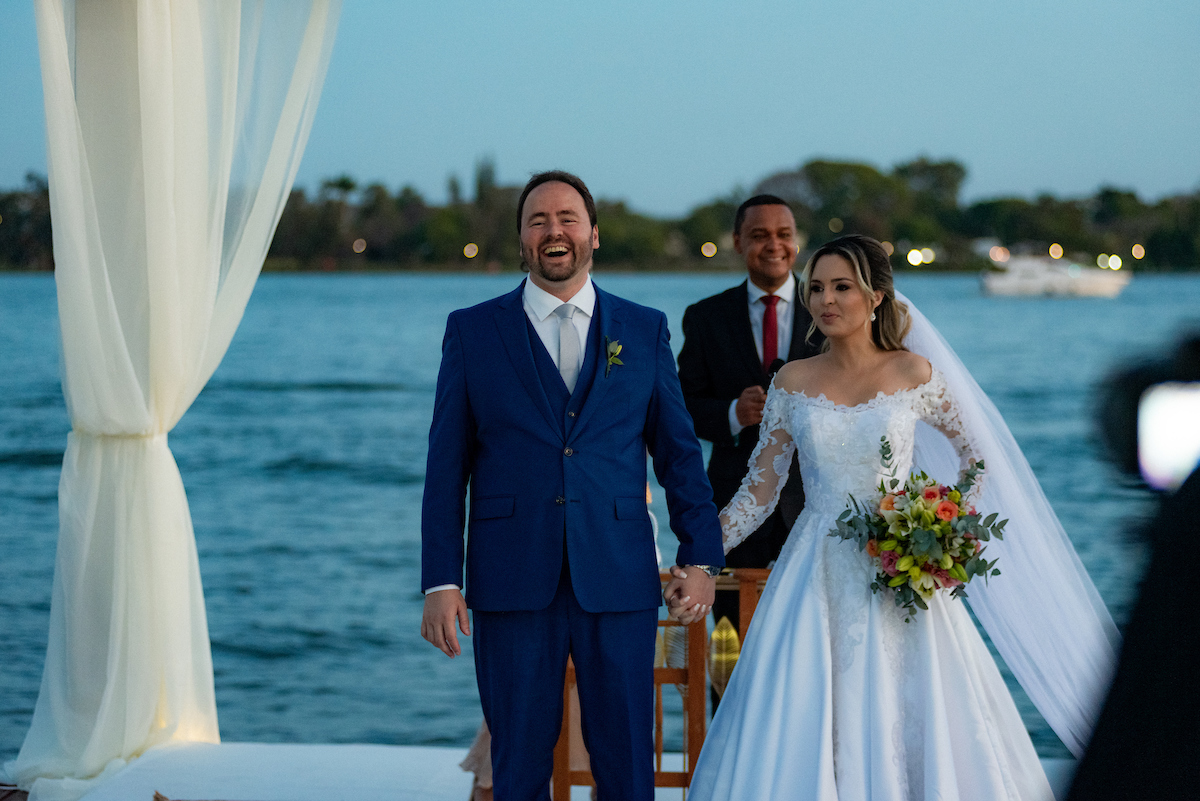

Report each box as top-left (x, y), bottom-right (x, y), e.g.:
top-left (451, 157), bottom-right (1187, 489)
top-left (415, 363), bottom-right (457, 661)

top-left (421, 589), bottom-right (471, 658)
top-left (663, 565), bottom-right (715, 625)
top-left (736, 385), bottom-right (767, 427)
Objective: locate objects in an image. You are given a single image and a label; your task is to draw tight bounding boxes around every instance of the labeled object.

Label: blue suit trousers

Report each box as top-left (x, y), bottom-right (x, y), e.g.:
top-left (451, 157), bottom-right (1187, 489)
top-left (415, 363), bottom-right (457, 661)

top-left (474, 562), bottom-right (658, 801)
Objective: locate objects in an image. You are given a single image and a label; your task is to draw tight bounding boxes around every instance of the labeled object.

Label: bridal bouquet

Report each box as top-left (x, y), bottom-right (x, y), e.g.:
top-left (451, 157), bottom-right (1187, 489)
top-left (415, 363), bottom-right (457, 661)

top-left (830, 437), bottom-right (1005, 619)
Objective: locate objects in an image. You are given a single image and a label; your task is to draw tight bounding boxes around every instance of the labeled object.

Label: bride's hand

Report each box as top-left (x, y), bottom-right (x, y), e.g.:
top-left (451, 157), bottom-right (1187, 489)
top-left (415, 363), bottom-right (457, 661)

top-left (663, 565), bottom-right (714, 625)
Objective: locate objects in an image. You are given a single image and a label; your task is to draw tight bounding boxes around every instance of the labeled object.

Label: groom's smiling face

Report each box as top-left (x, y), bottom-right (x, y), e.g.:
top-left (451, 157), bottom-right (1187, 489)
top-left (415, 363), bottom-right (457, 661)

top-left (520, 181), bottom-right (600, 287)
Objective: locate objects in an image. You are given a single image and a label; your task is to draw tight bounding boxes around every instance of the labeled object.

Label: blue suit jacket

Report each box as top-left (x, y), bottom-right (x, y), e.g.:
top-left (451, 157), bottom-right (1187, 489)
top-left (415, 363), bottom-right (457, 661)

top-left (421, 280), bottom-right (725, 613)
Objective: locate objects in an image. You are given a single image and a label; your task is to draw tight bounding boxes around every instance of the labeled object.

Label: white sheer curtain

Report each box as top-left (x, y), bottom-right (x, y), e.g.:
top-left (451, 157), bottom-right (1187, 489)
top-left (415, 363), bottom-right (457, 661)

top-left (5, 1), bottom-right (341, 796)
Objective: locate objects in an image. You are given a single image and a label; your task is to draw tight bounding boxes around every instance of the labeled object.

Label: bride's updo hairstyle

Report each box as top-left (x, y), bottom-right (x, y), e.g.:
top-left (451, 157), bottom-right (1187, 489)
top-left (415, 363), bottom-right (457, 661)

top-left (800, 234), bottom-right (912, 352)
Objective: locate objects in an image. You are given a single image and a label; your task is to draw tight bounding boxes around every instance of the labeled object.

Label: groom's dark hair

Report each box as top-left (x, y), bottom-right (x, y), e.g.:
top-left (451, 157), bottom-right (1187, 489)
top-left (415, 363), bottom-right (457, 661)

top-left (517, 170), bottom-right (598, 232)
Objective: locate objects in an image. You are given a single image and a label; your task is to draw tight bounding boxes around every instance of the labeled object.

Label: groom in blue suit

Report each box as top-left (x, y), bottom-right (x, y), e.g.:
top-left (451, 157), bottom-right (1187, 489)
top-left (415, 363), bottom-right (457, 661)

top-left (421, 171), bottom-right (724, 801)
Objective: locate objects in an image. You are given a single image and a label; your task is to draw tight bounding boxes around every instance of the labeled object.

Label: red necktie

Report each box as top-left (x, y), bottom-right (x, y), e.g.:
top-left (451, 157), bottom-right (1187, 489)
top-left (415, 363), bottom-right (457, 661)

top-left (762, 295), bottom-right (779, 373)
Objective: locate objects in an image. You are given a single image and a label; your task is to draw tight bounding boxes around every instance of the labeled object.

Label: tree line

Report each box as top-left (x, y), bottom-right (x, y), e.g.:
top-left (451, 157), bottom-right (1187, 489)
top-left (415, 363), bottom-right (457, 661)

top-left (3, 159), bottom-right (1198, 271)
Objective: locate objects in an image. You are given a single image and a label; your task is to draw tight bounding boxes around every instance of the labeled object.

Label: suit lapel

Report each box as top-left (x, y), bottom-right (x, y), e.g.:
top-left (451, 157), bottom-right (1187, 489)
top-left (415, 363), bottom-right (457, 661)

top-left (493, 281), bottom-right (560, 435)
top-left (569, 286), bottom-right (622, 439)
top-left (730, 280), bottom-right (765, 379)
top-left (788, 272), bottom-right (813, 360)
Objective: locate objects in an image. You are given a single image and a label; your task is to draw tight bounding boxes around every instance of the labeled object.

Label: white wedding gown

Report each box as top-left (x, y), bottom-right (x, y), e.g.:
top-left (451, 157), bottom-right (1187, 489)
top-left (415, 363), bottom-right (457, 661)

top-left (688, 369), bottom-right (1054, 801)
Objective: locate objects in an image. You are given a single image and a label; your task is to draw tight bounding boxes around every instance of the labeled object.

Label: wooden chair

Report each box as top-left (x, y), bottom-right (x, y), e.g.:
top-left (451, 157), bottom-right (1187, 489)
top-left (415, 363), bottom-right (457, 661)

top-left (715, 568), bottom-right (771, 637)
top-left (550, 569), bottom-right (772, 798)
top-left (551, 573), bottom-right (707, 799)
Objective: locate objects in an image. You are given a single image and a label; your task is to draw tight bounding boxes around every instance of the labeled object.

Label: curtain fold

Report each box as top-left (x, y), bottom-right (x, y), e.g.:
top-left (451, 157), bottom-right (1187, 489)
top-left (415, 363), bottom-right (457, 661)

top-left (6, 1), bottom-right (341, 796)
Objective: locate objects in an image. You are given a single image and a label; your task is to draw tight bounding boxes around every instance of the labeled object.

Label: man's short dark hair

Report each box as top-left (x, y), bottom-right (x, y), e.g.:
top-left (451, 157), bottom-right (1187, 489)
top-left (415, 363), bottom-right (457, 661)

top-left (734, 194), bottom-right (792, 236)
top-left (516, 170), bottom-right (598, 233)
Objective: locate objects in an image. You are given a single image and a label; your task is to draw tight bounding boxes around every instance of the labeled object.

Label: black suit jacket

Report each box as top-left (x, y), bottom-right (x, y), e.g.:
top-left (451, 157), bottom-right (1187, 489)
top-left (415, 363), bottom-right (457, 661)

top-left (676, 278), bottom-right (824, 568)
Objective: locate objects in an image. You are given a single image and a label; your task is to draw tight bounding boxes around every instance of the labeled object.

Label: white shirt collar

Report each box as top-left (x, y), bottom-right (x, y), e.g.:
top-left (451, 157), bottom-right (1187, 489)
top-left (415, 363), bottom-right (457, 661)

top-left (523, 275), bottom-right (596, 321)
top-left (746, 271), bottom-right (796, 305)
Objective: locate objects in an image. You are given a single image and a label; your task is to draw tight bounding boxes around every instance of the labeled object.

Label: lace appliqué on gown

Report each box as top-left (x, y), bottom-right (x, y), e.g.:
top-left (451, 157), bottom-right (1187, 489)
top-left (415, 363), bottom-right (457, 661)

top-left (719, 388), bottom-right (795, 554)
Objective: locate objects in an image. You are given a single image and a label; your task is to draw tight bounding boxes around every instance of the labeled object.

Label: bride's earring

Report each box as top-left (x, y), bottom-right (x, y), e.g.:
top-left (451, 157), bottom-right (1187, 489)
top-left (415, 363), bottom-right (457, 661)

top-left (870, 312), bottom-right (876, 321)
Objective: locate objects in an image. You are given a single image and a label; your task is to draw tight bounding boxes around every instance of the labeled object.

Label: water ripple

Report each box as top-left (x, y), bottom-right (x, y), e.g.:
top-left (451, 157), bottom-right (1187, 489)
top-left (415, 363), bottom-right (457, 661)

top-left (0, 450), bottom-right (64, 467)
top-left (205, 380), bottom-right (431, 394)
top-left (263, 455), bottom-right (424, 485)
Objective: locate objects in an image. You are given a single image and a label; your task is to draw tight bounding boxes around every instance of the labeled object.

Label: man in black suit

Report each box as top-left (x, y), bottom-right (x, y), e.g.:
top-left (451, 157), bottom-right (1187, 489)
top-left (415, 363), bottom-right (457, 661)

top-left (676, 195), bottom-right (823, 708)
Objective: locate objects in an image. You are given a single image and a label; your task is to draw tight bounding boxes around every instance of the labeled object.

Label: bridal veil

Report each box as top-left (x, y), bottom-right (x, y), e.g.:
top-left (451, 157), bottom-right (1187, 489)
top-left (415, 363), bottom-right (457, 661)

top-left (900, 291), bottom-right (1120, 757)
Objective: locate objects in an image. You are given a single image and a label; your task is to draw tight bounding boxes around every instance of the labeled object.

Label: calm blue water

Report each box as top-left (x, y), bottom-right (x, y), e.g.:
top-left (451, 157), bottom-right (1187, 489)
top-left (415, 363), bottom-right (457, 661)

top-left (2, 272), bottom-right (1198, 763)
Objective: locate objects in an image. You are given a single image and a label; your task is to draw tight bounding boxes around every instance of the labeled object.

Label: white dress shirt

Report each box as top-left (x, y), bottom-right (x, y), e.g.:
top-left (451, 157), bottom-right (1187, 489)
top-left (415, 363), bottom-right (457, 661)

top-left (426, 276), bottom-right (596, 595)
top-left (522, 276), bottom-right (596, 374)
top-left (728, 273), bottom-right (796, 437)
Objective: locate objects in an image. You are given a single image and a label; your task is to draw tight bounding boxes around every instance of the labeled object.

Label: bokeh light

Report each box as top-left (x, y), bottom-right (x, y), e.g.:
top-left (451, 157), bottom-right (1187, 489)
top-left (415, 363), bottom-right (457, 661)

top-left (1049, 243), bottom-right (1063, 259)
top-left (988, 245), bottom-right (1011, 263)
top-left (1132, 244), bottom-right (1146, 259)
top-left (881, 241), bottom-right (894, 256)
top-left (920, 247), bottom-right (935, 264)
top-left (828, 218), bottom-right (844, 233)
top-left (464, 243), bottom-right (479, 259)
top-left (1097, 254), bottom-right (1110, 268)
top-left (1109, 254), bottom-right (1123, 270)
top-left (906, 249), bottom-right (923, 266)
top-left (700, 242), bottom-right (718, 258)
top-left (352, 238), bottom-right (367, 254)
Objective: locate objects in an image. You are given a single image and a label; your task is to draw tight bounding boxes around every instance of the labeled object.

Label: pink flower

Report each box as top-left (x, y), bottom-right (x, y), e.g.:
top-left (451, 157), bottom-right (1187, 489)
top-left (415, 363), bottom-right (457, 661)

top-left (929, 567), bottom-right (962, 589)
top-left (939, 485), bottom-right (950, 498)
top-left (935, 500), bottom-right (959, 522)
top-left (880, 550), bottom-right (900, 576)
top-left (921, 486), bottom-right (941, 503)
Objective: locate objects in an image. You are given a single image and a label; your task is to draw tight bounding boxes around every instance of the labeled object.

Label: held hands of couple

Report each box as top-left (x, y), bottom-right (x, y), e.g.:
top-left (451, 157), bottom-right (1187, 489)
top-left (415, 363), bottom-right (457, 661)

top-left (421, 588), bottom-right (470, 658)
top-left (736, 385), bottom-right (767, 427)
top-left (663, 565), bottom-right (717, 625)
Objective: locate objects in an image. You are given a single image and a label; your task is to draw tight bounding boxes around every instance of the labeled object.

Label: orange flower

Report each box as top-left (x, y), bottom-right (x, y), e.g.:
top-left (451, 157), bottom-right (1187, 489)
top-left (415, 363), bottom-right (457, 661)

top-left (934, 499), bottom-right (959, 522)
top-left (921, 487), bottom-right (941, 503)
top-left (879, 495), bottom-right (896, 512)
top-left (866, 539), bottom-right (880, 558)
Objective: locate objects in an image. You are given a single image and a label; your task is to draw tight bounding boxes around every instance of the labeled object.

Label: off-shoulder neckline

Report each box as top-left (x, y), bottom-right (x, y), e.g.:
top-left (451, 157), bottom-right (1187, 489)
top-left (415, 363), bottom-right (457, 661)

top-left (773, 368), bottom-right (943, 412)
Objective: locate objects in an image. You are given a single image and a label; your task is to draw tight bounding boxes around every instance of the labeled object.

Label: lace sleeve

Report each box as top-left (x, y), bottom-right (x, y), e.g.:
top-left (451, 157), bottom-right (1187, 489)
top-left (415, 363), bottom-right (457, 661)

top-left (917, 369), bottom-right (983, 499)
top-left (719, 385), bottom-right (795, 554)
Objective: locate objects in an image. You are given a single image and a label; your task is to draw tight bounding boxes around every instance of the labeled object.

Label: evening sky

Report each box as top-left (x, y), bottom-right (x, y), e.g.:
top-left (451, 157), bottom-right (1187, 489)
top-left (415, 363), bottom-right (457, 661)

top-left (1, 0), bottom-right (1197, 216)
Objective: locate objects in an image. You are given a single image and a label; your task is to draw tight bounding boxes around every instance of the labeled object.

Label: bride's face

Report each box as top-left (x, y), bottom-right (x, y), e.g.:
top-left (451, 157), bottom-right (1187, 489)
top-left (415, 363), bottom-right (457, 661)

top-left (808, 254), bottom-right (879, 341)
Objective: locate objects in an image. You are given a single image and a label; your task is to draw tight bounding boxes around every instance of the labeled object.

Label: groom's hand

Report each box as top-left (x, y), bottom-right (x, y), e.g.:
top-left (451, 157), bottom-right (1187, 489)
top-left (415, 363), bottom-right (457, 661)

top-left (421, 588), bottom-right (470, 658)
top-left (663, 565), bottom-right (716, 625)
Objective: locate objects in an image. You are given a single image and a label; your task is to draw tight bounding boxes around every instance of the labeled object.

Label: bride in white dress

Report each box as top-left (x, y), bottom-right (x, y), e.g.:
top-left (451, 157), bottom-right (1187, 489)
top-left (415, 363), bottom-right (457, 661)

top-left (674, 235), bottom-right (1119, 801)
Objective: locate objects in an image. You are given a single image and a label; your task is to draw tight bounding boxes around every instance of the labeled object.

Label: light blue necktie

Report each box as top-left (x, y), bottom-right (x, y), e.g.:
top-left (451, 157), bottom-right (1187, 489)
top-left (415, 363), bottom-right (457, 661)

top-left (555, 304), bottom-right (580, 393)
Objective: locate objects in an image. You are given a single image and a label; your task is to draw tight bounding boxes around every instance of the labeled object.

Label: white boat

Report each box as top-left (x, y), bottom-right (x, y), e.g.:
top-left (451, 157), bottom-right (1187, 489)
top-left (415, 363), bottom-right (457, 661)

top-left (981, 255), bottom-right (1131, 298)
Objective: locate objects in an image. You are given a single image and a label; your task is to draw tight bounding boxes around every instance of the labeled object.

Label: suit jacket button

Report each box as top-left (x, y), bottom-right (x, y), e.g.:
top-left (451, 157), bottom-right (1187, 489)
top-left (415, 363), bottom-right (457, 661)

top-left (568, 411), bottom-right (576, 417)
top-left (564, 447), bottom-right (574, 456)
top-left (555, 496), bottom-right (565, 505)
